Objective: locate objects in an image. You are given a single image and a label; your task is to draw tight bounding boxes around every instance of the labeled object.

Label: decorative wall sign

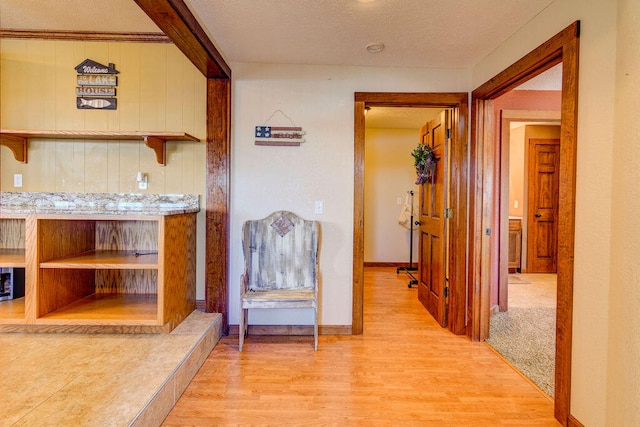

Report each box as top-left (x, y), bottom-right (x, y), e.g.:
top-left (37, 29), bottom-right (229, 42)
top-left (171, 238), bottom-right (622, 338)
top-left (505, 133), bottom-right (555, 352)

top-left (254, 110), bottom-right (305, 146)
top-left (74, 59), bottom-right (118, 110)
top-left (255, 126), bottom-right (305, 146)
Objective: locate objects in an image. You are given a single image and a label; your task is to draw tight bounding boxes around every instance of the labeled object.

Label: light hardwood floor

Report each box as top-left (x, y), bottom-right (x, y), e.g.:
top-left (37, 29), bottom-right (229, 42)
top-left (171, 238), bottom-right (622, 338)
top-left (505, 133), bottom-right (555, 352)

top-left (163, 267), bottom-right (559, 426)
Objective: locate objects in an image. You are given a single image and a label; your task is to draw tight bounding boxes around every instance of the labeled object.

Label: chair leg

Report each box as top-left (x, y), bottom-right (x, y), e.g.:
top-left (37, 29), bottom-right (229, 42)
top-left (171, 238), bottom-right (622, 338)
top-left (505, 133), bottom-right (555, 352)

top-left (239, 307), bottom-right (245, 351)
top-left (314, 307), bottom-right (318, 351)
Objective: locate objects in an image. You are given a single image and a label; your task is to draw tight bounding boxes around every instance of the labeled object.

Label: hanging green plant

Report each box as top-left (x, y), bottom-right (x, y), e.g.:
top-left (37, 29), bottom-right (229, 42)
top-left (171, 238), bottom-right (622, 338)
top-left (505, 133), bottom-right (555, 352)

top-left (411, 143), bottom-right (438, 185)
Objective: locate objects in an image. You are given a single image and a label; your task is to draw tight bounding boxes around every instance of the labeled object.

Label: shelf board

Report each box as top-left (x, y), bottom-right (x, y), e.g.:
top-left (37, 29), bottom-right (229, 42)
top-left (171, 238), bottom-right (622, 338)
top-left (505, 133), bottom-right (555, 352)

top-left (40, 250), bottom-right (158, 269)
top-left (38, 293), bottom-right (158, 324)
top-left (0, 248), bottom-right (26, 267)
top-left (0, 129), bottom-right (200, 165)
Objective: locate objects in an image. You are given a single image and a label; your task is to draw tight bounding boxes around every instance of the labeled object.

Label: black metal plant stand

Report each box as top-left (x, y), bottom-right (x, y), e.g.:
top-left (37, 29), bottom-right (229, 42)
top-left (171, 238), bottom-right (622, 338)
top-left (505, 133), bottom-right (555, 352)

top-left (396, 190), bottom-right (418, 288)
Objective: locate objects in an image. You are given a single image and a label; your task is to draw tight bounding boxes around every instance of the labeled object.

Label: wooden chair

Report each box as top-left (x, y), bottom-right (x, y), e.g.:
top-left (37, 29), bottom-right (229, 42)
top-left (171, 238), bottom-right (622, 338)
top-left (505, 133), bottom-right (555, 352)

top-left (239, 211), bottom-right (320, 351)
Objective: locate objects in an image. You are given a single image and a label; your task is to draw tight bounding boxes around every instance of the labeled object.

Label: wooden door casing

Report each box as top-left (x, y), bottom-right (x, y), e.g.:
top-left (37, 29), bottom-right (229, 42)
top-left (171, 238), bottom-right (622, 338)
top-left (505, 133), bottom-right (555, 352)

top-left (527, 138), bottom-right (560, 273)
top-left (417, 110), bottom-right (450, 327)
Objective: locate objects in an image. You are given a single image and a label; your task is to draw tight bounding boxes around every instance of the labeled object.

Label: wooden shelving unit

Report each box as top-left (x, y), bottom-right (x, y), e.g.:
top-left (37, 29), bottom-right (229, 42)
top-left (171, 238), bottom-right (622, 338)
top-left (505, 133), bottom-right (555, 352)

top-left (0, 129), bottom-right (200, 165)
top-left (0, 212), bottom-right (196, 332)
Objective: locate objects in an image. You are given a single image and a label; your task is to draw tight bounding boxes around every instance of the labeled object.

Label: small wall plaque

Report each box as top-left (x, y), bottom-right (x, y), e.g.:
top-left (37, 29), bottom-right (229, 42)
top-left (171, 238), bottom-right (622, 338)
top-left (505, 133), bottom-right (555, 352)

top-left (255, 126), bottom-right (305, 146)
top-left (75, 59), bottom-right (118, 110)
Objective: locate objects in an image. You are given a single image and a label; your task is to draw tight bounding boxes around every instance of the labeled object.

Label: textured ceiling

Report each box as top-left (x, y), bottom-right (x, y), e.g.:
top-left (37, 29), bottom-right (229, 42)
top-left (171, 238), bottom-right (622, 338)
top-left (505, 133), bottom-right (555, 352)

top-left (1, 0), bottom-right (555, 69)
top-left (185, 0), bottom-right (555, 69)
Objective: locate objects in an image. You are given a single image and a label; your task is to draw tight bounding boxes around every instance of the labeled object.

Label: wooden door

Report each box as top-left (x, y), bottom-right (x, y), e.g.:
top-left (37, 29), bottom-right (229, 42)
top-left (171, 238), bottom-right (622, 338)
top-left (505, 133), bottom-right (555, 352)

top-left (417, 110), bottom-right (450, 327)
top-left (527, 138), bottom-right (560, 273)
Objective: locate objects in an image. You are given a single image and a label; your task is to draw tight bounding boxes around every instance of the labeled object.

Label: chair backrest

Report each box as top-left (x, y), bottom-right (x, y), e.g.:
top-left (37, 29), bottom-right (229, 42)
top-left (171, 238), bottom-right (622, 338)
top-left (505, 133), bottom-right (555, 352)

top-left (242, 211), bottom-right (319, 291)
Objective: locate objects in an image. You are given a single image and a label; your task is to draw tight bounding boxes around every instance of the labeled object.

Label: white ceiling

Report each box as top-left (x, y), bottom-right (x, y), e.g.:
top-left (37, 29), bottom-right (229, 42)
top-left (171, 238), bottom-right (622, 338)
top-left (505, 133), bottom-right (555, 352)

top-left (0, 0), bottom-right (561, 129)
top-left (1, 0), bottom-right (556, 69)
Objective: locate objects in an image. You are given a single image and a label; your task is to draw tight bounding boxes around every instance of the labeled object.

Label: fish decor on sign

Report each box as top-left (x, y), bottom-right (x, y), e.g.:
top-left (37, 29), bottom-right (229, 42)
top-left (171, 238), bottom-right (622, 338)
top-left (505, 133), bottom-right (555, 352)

top-left (75, 59), bottom-right (118, 110)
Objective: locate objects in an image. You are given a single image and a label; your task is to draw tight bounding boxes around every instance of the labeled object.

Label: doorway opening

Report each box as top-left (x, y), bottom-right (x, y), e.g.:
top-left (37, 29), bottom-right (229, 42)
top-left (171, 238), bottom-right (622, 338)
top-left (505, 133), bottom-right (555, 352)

top-left (353, 92), bottom-right (468, 336)
top-left (485, 89), bottom-right (563, 396)
top-left (471, 21), bottom-right (579, 424)
top-left (362, 107), bottom-right (443, 275)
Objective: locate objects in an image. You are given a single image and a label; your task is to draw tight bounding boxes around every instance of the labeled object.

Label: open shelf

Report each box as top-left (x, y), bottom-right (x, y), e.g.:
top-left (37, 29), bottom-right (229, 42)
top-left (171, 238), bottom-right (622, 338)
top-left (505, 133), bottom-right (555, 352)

top-left (40, 250), bottom-right (158, 269)
top-left (36, 293), bottom-right (158, 324)
top-left (0, 129), bottom-right (200, 165)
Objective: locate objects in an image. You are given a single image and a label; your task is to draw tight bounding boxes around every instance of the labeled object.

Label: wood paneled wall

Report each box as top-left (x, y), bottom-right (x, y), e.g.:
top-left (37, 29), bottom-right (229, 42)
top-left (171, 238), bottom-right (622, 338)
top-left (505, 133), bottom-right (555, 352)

top-left (0, 39), bottom-right (206, 195)
top-left (1, 38), bottom-right (207, 299)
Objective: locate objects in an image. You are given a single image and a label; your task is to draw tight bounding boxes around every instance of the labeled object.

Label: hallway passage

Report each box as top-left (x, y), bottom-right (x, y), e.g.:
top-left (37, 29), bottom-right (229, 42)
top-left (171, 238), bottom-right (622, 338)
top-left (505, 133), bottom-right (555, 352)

top-left (163, 267), bottom-right (558, 426)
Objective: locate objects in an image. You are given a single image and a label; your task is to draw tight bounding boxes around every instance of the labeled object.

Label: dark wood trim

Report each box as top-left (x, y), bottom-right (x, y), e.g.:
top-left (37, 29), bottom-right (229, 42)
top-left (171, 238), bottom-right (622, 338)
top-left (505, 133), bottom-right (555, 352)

top-left (133, 0), bottom-right (231, 79)
top-left (133, 0), bottom-right (232, 335)
top-left (353, 101), bottom-right (366, 335)
top-left (363, 262), bottom-right (412, 268)
top-left (471, 21), bottom-right (578, 99)
top-left (0, 29), bottom-right (171, 43)
top-left (353, 92), bottom-right (469, 337)
top-left (205, 78), bottom-right (231, 334)
top-left (470, 20), bottom-right (579, 426)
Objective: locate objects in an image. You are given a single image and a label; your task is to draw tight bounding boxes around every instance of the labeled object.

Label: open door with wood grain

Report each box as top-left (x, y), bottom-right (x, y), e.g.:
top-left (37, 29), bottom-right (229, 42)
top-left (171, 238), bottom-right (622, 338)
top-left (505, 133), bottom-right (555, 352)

top-left (417, 110), bottom-right (451, 327)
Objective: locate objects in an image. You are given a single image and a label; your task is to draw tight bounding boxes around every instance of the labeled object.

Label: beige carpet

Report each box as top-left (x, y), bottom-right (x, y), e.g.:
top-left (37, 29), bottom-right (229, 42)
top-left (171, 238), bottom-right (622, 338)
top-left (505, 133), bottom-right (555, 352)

top-left (486, 306), bottom-right (556, 396)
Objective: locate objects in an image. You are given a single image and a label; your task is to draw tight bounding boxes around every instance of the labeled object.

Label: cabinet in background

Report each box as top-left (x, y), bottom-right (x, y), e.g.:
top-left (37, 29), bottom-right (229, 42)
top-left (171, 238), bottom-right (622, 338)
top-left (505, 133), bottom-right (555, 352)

top-left (508, 218), bottom-right (522, 273)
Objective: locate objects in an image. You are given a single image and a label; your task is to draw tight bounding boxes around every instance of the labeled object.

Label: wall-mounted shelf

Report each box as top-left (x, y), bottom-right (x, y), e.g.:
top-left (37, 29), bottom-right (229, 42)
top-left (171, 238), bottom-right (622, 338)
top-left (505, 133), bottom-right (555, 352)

top-left (0, 129), bottom-right (200, 165)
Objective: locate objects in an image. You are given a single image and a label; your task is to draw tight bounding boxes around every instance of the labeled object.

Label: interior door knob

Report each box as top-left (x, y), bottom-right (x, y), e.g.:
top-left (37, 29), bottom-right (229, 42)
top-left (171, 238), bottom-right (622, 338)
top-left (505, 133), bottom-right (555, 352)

top-left (535, 213), bottom-right (542, 218)
top-left (415, 220), bottom-right (422, 226)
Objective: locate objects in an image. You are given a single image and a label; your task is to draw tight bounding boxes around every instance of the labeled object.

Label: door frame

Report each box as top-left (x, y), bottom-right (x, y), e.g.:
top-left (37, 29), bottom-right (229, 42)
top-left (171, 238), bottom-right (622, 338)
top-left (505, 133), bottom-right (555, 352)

top-left (353, 92), bottom-right (468, 336)
top-left (470, 21), bottom-right (579, 424)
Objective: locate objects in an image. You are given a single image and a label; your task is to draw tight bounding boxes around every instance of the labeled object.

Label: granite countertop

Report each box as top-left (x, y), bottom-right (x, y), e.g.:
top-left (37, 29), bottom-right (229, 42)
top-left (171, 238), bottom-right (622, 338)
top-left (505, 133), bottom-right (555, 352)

top-left (0, 192), bottom-right (199, 216)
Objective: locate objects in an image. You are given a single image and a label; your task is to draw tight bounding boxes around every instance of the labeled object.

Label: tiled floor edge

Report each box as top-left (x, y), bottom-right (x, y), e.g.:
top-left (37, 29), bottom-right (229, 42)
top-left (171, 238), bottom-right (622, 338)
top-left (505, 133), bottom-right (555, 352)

top-left (129, 314), bottom-right (223, 427)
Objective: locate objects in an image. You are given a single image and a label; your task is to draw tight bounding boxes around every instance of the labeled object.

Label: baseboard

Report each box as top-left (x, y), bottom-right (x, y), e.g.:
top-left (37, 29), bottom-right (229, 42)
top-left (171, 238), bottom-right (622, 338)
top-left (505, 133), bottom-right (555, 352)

top-left (567, 414), bottom-right (585, 427)
top-left (364, 262), bottom-right (412, 268)
top-left (195, 299), bottom-right (205, 311)
top-left (229, 324), bottom-right (352, 336)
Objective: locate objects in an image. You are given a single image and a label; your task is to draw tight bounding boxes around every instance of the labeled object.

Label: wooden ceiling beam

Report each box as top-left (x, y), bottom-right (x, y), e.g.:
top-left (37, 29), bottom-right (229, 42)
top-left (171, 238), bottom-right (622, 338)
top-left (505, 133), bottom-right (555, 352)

top-left (133, 0), bottom-right (231, 79)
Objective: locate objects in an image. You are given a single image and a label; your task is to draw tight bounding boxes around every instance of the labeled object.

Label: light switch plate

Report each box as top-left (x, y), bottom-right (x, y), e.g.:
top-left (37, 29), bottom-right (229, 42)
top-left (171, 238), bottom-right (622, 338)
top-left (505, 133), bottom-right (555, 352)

top-left (13, 174), bottom-right (22, 188)
top-left (314, 200), bottom-right (323, 214)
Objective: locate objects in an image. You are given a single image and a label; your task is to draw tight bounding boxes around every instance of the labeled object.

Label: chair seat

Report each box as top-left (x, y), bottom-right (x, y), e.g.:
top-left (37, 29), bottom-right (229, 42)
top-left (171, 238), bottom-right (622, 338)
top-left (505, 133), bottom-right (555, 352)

top-left (242, 289), bottom-right (316, 309)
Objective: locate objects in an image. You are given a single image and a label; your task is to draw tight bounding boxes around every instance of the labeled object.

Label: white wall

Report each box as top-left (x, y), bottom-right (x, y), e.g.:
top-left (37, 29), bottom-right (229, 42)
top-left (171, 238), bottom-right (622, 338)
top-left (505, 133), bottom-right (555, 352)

top-left (472, 0), bottom-right (623, 425)
top-left (364, 128), bottom-right (419, 264)
top-left (230, 62), bottom-right (469, 326)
